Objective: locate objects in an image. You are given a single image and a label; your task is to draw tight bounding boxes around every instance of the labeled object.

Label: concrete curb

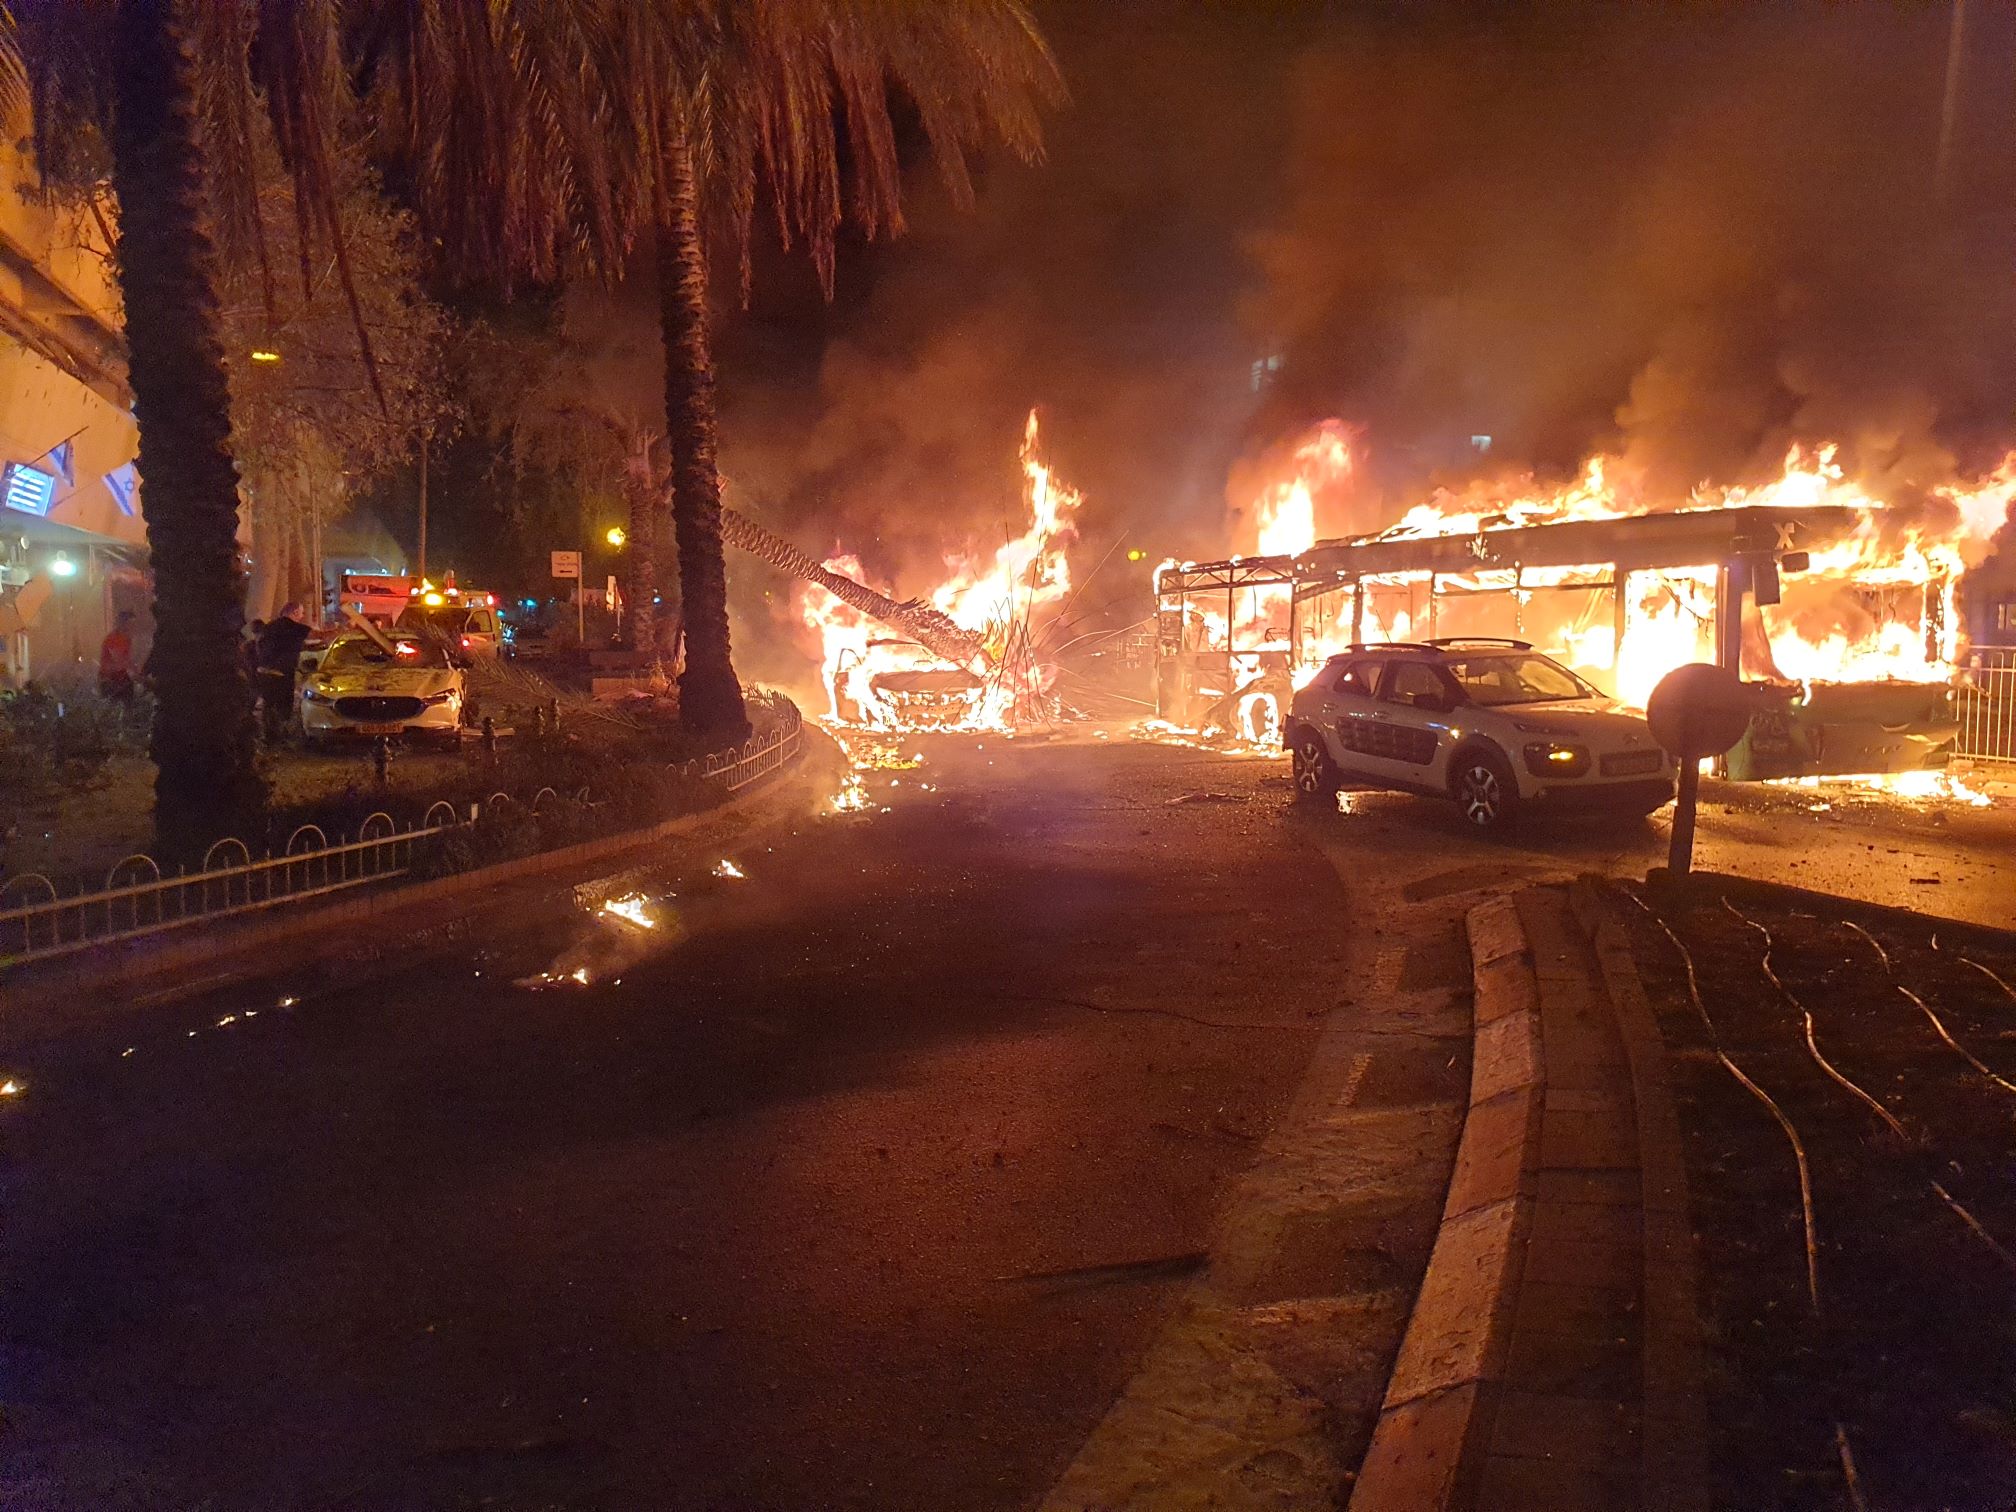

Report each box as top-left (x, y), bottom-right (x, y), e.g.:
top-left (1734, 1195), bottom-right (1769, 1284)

top-left (1348, 895), bottom-right (1542, 1509)
top-left (1571, 877), bottom-right (1711, 1512)
top-left (0, 756), bottom-right (817, 1042)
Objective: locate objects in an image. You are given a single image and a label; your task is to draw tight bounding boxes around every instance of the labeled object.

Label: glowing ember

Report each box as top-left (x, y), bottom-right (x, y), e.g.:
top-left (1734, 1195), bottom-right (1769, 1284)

top-left (713, 860), bottom-right (747, 880)
top-left (0, 1079), bottom-right (21, 1096)
top-left (799, 411), bottom-right (1084, 732)
top-left (599, 893), bottom-right (657, 930)
top-left (1770, 771), bottom-right (1993, 809)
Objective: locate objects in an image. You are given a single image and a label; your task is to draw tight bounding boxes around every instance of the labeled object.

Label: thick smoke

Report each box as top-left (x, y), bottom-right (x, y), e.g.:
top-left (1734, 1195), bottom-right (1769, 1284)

top-left (1248, 2), bottom-right (2016, 513)
top-left (709, 0), bottom-right (2015, 689)
top-left (712, 0), bottom-right (1328, 684)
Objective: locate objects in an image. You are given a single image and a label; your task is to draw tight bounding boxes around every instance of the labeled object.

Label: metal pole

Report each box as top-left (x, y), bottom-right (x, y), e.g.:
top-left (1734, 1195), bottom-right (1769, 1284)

top-left (1668, 757), bottom-right (1700, 876)
top-left (310, 476), bottom-right (323, 625)
top-left (1227, 580), bottom-right (1236, 687)
top-left (1936, 0), bottom-right (1967, 206)
top-left (416, 431), bottom-right (429, 583)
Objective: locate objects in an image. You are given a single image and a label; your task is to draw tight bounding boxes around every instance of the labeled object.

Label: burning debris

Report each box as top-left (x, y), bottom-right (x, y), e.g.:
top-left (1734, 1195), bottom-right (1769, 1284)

top-left (600, 893), bottom-right (659, 931)
top-left (796, 411), bottom-right (1084, 734)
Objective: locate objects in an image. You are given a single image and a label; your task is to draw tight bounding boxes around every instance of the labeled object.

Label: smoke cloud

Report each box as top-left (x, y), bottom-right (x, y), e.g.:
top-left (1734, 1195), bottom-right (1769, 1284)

top-left (707, 0), bottom-right (2015, 683)
top-left (1248, 2), bottom-right (2016, 513)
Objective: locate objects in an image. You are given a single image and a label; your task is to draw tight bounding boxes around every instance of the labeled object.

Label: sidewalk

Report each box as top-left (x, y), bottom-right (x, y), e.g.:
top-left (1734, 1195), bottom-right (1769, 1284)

top-left (1350, 882), bottom-right (1707, 1512)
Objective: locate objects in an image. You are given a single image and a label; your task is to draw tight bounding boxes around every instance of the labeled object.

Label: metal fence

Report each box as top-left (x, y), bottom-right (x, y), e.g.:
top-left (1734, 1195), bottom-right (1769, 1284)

top-left (1955, 649), bottom-right (2016, 765)
top-left (684, 711), bottom-right (804, 791)
top-left (0, 699), bottom-right (806, 969)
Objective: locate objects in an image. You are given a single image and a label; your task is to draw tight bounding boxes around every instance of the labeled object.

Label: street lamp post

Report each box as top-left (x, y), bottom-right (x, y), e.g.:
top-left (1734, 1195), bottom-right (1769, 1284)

top-left (416, 431), bottom-right (430, 584)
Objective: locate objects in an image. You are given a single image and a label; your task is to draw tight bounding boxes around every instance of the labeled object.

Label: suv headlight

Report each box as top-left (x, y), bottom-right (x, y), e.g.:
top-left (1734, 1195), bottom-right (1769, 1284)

top-left (1522, 741), bottom-right (1590, 778)
top-left (301, 685), bottom-right (330, 704)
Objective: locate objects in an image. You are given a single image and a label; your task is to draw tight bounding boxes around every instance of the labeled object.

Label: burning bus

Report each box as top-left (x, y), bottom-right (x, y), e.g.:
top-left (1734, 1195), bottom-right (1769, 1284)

top-left (1156, 445), bottom-right (2016, 782)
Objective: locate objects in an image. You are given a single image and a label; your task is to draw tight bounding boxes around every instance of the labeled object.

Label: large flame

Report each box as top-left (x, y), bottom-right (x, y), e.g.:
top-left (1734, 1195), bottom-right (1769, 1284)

top-left (1226, 435), bottom-right (2016, 713)
top-left (1153, 426), bottom-right (2016, 783)
top-left (799, 411), bottom-right (1083, 731)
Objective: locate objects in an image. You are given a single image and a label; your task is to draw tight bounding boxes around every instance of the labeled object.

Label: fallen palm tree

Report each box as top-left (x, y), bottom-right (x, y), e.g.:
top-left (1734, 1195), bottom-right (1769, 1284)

top-left (720, 505), bottom-right (988, 671)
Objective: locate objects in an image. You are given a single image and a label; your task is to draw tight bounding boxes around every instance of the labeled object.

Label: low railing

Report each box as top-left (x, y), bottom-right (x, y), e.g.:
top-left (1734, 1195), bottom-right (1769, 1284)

top-left (0, 698), bottom-right (805, 969)
top-left (682, 707), bottom-right (804, 792)
top-left (1955, 649), bottom-right (2016, 765)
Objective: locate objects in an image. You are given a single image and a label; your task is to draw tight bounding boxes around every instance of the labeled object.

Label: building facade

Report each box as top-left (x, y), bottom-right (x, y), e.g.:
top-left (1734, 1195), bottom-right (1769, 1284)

top-left (0, 113), bottom-right (145, 691)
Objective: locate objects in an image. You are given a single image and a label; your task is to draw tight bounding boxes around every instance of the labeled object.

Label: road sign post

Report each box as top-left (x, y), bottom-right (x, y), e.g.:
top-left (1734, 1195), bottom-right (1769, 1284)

top-left (1645, 662), bottom-right (1753, 877)
top-left (551, 550), bottom-right (584, 644)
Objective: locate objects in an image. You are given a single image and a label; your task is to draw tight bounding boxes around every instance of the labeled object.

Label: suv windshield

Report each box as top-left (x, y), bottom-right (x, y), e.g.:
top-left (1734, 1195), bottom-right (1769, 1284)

top-left (323, 636), bottom-right (449, 671)
top-left (1443, 653), bottom-right (1590, 707)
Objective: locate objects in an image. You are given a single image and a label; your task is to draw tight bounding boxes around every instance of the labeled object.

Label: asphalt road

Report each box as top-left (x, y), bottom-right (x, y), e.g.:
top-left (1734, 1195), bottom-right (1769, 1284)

top-left (3, 731), bottom-right (2006, 1510)
top-left (0, 733), bottom-right (1437, 1511)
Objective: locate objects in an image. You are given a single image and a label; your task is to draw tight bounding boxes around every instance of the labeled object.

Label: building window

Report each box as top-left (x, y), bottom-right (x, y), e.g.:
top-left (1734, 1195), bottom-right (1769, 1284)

top-left (3, 463), bottom-right (56, 516)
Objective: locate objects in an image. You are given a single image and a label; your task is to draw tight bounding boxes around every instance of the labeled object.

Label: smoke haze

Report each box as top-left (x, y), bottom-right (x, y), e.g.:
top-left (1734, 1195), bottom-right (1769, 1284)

top-left (709, 0), bottom-right (2015, 671)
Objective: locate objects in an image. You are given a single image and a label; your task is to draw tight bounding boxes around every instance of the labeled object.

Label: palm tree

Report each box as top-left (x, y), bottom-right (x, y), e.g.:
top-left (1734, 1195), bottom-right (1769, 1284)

top-left (635, 2), bottom-right (1063, 741)
top-left (12, 0), bottom-right (275, 855)
top-left (379, 1), bottom-right (1063, 741)
top-left (12, 0), bottom-right (1061, 829)
top-left (10, 0), bottom-right (623, 853)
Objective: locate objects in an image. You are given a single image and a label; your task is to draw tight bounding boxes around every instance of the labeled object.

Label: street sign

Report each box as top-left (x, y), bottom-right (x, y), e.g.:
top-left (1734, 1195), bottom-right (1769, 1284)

top-left (1646, 662), bottom-right (1753, 877)
top-left (550, 550), bottom-right (582, 580)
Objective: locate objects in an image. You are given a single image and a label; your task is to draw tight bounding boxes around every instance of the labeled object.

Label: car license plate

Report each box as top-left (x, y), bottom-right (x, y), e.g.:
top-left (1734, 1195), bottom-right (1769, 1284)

top-left (1601, 750), bottom-right (1663, 777)
top-left (357, 723), bottom-right (404, 737)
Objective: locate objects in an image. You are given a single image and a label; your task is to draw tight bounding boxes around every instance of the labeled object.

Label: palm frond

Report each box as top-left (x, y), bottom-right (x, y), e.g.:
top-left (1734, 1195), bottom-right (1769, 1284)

top-left (673, 0), bottom-right (1066, 298)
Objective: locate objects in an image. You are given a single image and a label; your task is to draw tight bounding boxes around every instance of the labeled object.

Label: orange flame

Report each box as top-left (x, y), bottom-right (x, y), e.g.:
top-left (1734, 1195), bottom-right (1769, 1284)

top-left (798, 411), bottom-right (1083, 730)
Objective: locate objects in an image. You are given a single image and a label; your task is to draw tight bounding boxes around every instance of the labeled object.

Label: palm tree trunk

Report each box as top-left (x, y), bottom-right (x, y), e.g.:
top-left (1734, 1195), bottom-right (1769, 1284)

top-left (657, 136), bottom-right (749, 744)
top-left (718, 506), bottom-right (988, 669)
top-left (622, 435), bottom-right (656, 658)
top-left (112, 0), bottom-right (261, 856)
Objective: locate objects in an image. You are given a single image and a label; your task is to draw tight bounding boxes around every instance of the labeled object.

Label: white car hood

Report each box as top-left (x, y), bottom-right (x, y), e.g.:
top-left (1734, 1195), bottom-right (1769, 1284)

top-left (1500, 698), bottom-right (1657, 747)
top-left (317, 666), bottom-right (460, 698)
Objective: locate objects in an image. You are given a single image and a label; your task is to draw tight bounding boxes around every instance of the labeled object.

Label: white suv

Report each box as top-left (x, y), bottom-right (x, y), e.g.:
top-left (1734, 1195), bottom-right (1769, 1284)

top-left (1285, 639), bottom-right (1676, 831)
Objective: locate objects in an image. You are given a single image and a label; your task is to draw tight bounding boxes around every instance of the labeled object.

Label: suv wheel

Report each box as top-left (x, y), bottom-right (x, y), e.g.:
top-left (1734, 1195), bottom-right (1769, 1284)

top-left (1452, 748), bottom-right (1518, 831)
top-left (1290, 728), bottom-right (1341, 802)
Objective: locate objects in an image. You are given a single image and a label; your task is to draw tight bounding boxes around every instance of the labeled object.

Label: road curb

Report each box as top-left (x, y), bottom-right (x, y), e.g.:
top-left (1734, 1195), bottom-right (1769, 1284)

top-left (1348, 894), bottom-right (1542, 1509)
top-left (1569, 876), bottom-right (1711, 1511)
top-left (1351, 881), bottom-right (1714, 1510)
top-left (0, 757), bottom-right (822, 1043)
